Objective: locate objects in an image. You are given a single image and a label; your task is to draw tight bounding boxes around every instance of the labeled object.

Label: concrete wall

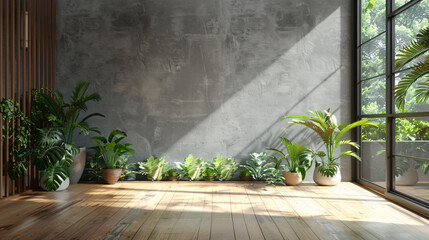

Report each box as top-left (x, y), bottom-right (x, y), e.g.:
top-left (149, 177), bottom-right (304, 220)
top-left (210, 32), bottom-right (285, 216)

top-left (56, 0), bottom-right (354, 180)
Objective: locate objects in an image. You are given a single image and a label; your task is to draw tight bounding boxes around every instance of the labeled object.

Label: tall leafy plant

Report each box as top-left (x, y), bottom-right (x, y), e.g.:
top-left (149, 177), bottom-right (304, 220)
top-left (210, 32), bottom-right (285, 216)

top-left (1, 98), bottom-right (32, 180)
top-left (31, 128), bottom-right (75, 191)
top-left (91, 130), bottom-right (134, 169)
top-left (138, 156), bottom-right (170, 181)
top-left (33, 81), bottom-right (104, 146)
top-left (282, 109), bottom-right (376, 177)
top-left (394, 27), bottom-right (429, 109)
top-left (176, 154), bottom-right (204, 180)
top-left (267, 137), bottom-right (313, 180)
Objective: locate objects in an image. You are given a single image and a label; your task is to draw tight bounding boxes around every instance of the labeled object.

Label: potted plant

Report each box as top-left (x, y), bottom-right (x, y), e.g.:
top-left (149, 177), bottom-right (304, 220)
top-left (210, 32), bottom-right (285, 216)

top-left (282, 109), bottom-right (375, 186)
top-left (137, 156), bottom-right (169, 181)
top-left (166, 169), bottom-right (179, 181)
top-left (91, 130), bottom-right (134, 184)
top-left (31, 128), bottom-right (76, 191)
top-left (239, 169), bottom-right (252, 181)
top-left (267, 137), bottom-right (312, 186)
top-left (32, 82), bottom-right (105, 184)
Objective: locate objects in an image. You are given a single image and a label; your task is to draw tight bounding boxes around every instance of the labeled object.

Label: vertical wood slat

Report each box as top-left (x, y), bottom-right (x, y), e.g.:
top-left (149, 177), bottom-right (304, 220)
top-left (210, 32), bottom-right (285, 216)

top-left (0, 0), bottom-right (3, 199)
top-left (5, 0), bottom-right (10, 198)
top-left (1, 0), bottom-right (55, 199)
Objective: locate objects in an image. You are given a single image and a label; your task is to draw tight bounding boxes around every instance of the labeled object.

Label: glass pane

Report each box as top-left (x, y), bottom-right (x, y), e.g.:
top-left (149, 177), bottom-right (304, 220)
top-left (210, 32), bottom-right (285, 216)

top-left (395, 117), bottom-right (429, 159)
top-left (361, 118), bottom-right (386, 188)
top-left (394, 156), bottom-right (429, 204)
top-left (394, 70), bottom-right (429, 113)
top-left (394, 0), bottom-right (412, 10)
top-left (361, 33), bottom-right (386, 80)
top-left (361, 0), bottom-right (386, 43)
top-left (361, 76), bottom-right (386, 115)
top-left (394, 1), bottom-right (429, 70)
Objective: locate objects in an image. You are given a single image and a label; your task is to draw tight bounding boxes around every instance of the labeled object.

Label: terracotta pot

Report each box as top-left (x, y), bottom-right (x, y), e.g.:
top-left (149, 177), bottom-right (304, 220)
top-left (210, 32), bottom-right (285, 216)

top-left (69, 147), bottom-right (86, 184)
top-left (282, 172), bottom-right (302, 186)
top-left (203, 176), bottom-right (215, 181)
top-left (101, 168), bottom-right (122, 184)
top-left (240, 176), bottom-right (252, 181)
top-left (168, 176), bottom-right (178, 181)
top-left (313, 166), bottom-right (341, 186)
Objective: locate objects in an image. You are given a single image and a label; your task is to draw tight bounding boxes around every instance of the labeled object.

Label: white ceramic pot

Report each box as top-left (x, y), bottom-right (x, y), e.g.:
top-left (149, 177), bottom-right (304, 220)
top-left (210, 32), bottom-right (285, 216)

top-left (395, 161), bottom-right (418, 186)
top-left (69, 147), bottom-right (86, 184)
top-left (313, 166), bottom-right (341, 186)
top-left (41, 176), bottom-right (70, 191)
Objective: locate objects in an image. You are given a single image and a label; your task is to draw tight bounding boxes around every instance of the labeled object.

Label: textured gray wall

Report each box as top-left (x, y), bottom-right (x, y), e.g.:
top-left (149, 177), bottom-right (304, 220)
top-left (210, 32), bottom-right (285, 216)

top-left (56, 0), bottom-right (354, 181)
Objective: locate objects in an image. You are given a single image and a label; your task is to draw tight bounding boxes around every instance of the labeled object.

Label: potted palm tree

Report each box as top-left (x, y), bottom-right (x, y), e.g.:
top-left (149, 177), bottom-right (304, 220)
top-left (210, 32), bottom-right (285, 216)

top-left (282, 109), bottom-right (376, 186)
top-left (91, 130), bottom-right (134, 184)
top-left (267, 137), bottom-right (312, 186)
top-left (33, 81), bottom-right (104, 184)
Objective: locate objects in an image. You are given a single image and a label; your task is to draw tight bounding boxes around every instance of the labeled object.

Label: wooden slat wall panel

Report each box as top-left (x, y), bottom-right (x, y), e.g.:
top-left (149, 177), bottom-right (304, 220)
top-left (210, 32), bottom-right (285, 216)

top-left (1, 0), bottom-right (56, 199)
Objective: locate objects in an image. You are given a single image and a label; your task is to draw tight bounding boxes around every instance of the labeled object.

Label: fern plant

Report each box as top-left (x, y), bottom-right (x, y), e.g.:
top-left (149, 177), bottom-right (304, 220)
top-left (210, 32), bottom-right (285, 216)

top-left (282, 109), bottom-right (375, 177)
top-left (267, 137), bottom-right (313, 180)
top-left (176, 154), bottom-right (204, 180)
top-left (240, 152), bottom-right (275, 181)
top-left (138, 156), bottom-right (169, 181)
top-left (394, 27), bottom-right (429, 109)
top-left (31, 128), bottom-right (75, 191)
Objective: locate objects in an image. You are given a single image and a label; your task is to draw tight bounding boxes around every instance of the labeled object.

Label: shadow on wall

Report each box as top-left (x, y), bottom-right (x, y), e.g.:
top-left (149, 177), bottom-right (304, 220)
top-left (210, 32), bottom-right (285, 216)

top-left (56, 0), bottom-right (352, 177)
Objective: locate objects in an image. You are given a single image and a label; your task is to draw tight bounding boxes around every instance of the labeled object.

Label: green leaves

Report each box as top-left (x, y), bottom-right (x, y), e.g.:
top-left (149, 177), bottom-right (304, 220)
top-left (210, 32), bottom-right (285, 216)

top-left (138, 156), bottom-right (169, 181)
top-left (176, 154), bottom-right (204, 180)
top-left (91, 130), bottom-right (134, 169)
top-left (41, 161), bottom-right (70, 191)
top-left (240, 152), bottom-right (275, 181)
top-left (212, 155), bottom-right (238, 181)
top-left (394, 27), bottom-right (429, 110)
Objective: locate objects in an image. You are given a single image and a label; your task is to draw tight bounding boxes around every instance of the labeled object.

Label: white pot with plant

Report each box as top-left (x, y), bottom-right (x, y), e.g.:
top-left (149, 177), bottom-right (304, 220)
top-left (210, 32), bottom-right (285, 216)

top-left (33, 81), bottom-right (105, 184)
top-left (282, 109), bottom-right (376, 186)
top-left (91, 130), bottom-right (134, 184)
top-left (31, 128), bottom-right (77, 191)
top-left (267, 137), bottom-right (313, 186)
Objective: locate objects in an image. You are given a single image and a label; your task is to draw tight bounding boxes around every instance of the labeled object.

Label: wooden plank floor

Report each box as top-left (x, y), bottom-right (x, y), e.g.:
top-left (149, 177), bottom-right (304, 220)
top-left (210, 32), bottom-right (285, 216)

top-left (0, 182), bottom-right (428, 240)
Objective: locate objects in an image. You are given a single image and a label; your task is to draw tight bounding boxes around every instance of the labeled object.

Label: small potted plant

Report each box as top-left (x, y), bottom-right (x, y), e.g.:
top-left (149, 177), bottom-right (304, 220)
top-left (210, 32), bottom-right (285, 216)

top-left (91, 130), bottom-right (134, 184)
top-left (282, 109), bottom-right (375, 186)
top-left (239, 169), bottom-right (251, 181)
top-left (267, 137), bottom-right (312, 186)
top-left (166, 169), bottom-right (179, 181)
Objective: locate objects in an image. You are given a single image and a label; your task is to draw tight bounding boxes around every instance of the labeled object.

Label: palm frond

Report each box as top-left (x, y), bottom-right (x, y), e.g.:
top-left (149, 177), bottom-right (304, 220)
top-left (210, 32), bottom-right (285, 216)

top-left (395, 40), bottom-right (429, 70)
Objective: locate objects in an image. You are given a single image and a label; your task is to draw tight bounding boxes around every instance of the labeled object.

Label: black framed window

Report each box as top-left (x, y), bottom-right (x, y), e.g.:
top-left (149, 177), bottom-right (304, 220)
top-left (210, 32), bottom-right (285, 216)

top-left (357, 0), bottom-right (429, 214)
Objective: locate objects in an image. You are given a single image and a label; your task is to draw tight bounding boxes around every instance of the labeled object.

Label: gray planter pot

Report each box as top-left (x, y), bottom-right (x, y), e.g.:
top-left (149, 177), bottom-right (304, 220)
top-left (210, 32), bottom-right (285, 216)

top-left (69, 147), bottom-right (86, 184)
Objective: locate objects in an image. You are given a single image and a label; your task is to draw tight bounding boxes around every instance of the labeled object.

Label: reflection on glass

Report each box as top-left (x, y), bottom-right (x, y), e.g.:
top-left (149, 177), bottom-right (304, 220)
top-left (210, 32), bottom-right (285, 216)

top-left (361, 118), bottom-right (386, 188)
top-left (361, 0), bottom-right (386, 43)
top-left (361, 34), bottom-right (386, 80)
top-left (394, 1), bottom-right (429, 70)
top-left (361, 76), bottom-right (386, 115)
top-left (394, 156), bottom-right (429, 204)
top-left (394, 0), bottom-right (413, 10)
top-left (394, 70), bottom-right (429, 113)
top-left (395, 117), bottom-right (429, 159)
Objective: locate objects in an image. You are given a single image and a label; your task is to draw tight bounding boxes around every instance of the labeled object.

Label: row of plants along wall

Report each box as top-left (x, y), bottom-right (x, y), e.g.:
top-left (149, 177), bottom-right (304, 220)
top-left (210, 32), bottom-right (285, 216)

top-left (1, 80), bottom-right (375, 190)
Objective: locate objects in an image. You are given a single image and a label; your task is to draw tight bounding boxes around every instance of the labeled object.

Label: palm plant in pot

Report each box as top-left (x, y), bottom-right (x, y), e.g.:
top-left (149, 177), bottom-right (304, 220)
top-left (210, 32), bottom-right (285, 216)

top-left (91, 130), bottom-right (134, 184)
top-left (282, 109), bottom-right (376, 186)
top-left (267, 137), bottom-right (313, 186)
top-left (32, 81), bottom-right (104, 184)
